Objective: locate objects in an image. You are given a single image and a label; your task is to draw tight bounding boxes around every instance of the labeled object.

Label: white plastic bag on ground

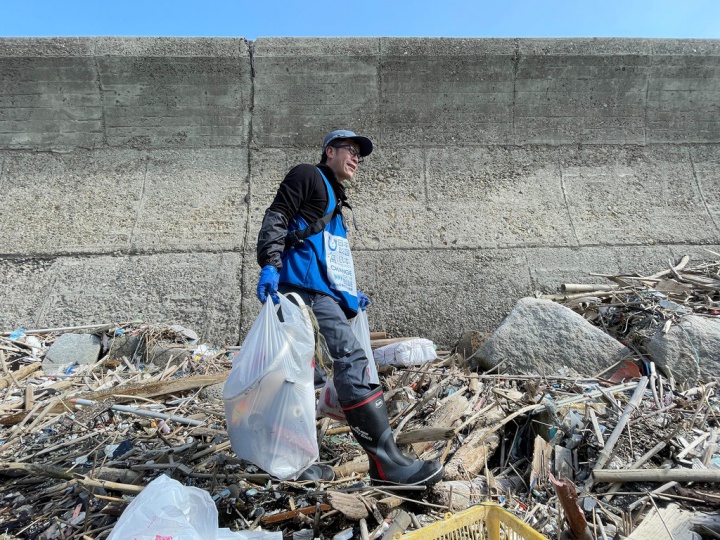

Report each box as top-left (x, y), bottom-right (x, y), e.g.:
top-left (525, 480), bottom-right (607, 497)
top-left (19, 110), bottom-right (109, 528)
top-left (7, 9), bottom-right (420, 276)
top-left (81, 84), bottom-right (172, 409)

top-left (317, 310), bottom-right (379, 421)
top-left (107, 475), bottom-right (281, 540)
top-left (223, 294), bottom-right (317, 480)
top-left (374, 338), bottom-right (437, 367)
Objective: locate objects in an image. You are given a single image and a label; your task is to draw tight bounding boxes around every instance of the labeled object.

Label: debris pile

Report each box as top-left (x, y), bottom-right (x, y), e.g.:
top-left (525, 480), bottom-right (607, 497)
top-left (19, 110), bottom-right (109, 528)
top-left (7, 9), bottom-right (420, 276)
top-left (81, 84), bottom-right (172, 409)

top-left (544, 252), bottom-right (720, 385)
top-left (1, 256), bottom-right (719, 540)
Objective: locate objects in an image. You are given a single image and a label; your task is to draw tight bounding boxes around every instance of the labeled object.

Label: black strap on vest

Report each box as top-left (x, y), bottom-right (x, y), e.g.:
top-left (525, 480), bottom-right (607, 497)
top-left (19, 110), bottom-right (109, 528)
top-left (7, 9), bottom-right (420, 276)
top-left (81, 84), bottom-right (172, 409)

top-left (285, 198), bottom-right (342, 248)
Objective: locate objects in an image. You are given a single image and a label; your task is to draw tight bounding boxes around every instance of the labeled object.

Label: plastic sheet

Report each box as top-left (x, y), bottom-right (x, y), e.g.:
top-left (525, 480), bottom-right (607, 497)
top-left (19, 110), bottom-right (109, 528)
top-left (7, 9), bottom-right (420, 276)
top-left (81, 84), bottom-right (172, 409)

top-left (374, 338), bottom-right (437, 367)
top-left (107, 475), bottom-right (281, 540)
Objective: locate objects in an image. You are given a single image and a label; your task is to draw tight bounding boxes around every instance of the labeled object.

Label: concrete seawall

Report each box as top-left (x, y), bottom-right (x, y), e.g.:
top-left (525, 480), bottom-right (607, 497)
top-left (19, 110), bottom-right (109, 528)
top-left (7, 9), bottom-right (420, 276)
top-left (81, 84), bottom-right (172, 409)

top-left (1, 37), bottom-right (719, 346)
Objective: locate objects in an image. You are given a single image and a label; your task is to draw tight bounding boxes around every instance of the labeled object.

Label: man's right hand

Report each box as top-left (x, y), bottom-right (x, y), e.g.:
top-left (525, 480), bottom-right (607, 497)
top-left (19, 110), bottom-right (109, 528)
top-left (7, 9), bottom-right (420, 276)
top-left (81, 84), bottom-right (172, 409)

top-left (257, 265), bottom-right (280, 304)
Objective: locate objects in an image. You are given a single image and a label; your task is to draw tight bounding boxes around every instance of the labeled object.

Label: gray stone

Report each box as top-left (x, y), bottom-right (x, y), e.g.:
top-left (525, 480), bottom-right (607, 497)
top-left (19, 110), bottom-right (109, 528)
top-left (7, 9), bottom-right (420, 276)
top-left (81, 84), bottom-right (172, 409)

top-left (455, 331), bottom-right (491, 366)
top-left (148, 344), bottom-right (191, 368)
top-left (645, 315), bottom-right (720, 384)
top-left (474, 297), bottom-right (629, 376)
top-left (107, 334), bottom-right (147, 362)
top-left (43, 333), bottom-right (101, 375)
top-left (199, 382), bottom-right (224, 403)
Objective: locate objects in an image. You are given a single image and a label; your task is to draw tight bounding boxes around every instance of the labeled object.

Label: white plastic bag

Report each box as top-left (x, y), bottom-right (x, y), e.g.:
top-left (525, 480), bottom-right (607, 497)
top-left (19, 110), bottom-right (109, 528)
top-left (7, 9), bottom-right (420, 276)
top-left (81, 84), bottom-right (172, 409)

top-left (374, 338), bottom-right (437, 367)
top-left (317, 377), bottom-right (346, 421)
top-left (317, 310), bottom-right (379, 421)
top-left (223, 294), bottom-right (318, 480)
top-left (349, 309), bottom-right (380, 385)
top-left (107, 475), bottom-right (281, 540)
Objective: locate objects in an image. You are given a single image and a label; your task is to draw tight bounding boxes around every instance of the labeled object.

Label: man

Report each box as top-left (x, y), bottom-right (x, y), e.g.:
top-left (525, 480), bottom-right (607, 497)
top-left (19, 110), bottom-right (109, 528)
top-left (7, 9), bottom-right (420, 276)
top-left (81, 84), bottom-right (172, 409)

top-left (256, 129), bottom-right (444, 487)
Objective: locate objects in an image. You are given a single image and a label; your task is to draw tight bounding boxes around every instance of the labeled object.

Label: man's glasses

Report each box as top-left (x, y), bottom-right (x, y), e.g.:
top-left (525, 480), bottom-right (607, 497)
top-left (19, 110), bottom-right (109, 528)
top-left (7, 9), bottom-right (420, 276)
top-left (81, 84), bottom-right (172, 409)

top-left (333, 144), bottom-right (364, 163)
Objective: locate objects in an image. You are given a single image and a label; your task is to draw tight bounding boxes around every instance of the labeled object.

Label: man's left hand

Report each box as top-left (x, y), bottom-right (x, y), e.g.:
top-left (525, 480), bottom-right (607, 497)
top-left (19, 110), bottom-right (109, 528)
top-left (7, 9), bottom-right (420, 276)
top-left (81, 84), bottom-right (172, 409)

top-left (357, 291), bottom-right (371, 311)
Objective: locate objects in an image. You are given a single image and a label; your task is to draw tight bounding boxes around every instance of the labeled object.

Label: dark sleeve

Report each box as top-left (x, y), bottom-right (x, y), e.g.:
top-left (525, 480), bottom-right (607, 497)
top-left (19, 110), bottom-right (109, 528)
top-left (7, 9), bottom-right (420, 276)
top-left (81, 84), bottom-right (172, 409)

top-left (256, 164), bottom-right (324, 269)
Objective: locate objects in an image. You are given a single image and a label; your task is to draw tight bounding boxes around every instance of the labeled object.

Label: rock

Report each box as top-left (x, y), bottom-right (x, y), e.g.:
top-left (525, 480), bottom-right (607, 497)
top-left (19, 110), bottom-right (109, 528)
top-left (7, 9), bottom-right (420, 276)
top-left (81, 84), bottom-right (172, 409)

top-left (645, 315), bottom-right (720, 384)
top-left (474, 297), bottom-right (629, 376)
top-left (107, 333), bottom-right (147, 362)
top-left (454, 330), bottom-right (491, 368)
top-left (43, 333), bottom-right (101, 375)
top-left (199, 382), bottom-right (224, 402)
top-left (148, 343), bottom-right (191, 368)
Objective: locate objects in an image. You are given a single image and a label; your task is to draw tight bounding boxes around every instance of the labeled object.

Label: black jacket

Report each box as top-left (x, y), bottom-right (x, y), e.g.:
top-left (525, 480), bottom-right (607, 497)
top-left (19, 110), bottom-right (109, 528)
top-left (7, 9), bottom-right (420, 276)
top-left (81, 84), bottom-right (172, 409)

top-left (256, 163), bottom-right (349, 270)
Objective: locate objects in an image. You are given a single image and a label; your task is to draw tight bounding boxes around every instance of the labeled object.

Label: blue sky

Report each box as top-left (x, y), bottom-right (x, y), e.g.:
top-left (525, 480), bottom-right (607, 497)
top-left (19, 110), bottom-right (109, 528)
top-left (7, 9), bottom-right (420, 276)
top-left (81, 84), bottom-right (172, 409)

top-left (2, 0), bottom-right (719, 40)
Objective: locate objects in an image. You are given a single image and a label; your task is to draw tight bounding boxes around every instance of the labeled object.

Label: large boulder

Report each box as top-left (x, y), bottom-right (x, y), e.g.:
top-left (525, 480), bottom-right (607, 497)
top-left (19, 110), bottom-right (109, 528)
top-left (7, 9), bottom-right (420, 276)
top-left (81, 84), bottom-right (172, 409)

top-left (645, 315), bottom-right (720, 384)
top-left (473, 297), bottom-right (629, 376)
top-left (43, 333), bottom-right (101, 375)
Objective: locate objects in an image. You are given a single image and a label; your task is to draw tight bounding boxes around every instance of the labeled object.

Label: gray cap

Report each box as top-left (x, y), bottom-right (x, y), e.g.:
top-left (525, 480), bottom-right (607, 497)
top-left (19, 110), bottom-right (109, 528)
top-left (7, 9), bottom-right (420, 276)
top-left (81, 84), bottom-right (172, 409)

top-left (322, 129), bottom-right (373, 157)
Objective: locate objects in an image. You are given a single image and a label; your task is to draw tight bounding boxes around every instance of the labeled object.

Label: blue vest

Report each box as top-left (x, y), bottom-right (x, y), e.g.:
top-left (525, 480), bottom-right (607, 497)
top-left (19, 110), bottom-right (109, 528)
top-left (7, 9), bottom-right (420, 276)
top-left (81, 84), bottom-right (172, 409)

top-left (280, 168), bottom-right (359, 314)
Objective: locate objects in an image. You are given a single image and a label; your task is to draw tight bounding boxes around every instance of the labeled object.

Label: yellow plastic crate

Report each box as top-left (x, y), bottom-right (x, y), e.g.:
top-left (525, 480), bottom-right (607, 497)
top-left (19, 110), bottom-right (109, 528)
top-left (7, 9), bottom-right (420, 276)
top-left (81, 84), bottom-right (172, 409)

top-left (395, 504), bottom-right (547, 540)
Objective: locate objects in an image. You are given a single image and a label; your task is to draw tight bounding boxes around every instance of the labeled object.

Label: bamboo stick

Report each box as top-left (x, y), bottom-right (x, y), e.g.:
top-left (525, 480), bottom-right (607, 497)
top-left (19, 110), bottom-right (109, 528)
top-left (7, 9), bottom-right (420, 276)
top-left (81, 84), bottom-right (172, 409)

top-left (594, 468), bottom-right (720, 483)
top-left (0, 462), bottom-right (144, 493)
top-left (602, 440), bottom-right (667, 501)
top-left (593, 377), bottom-right (649, 472)
top-left (561, 284), bottom-right (619, 293)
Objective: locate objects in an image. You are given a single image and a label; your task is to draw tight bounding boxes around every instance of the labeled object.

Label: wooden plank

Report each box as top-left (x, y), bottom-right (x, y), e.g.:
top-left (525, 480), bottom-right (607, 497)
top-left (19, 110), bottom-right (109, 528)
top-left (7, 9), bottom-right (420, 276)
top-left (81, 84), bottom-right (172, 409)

top-left (370, 337), bottom-right (421, 349)
top-left (588, 408), bottom-right (605, 448)
top-left (53, 371), bottom-right (230, 412)
top-left (411, 390), bottom-right (468, 455)
top-left (530, 435), bottom-right (552, 489)
top-left (0, 362), bottom-right (41, 390)
top-left (396, 427), bottom-right (455, 445)
top-left (327, 492), bottom-right (368, 520)
top-left (24, 385), bottom-right (34, 411)
top-left (628, 503), bottom-right (698, 540)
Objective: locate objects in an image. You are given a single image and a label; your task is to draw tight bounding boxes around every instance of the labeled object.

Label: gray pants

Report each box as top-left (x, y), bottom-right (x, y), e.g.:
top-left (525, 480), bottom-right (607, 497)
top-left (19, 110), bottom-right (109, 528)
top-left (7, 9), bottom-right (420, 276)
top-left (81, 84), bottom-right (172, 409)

top-left (280, 285), bottom-right (372, 402)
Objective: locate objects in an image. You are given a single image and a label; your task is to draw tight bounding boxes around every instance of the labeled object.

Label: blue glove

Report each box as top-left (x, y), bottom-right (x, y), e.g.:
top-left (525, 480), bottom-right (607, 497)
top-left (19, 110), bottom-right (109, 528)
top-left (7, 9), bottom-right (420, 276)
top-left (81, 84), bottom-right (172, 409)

top-left (357, 291), bottom-right (371, 311)
top-left (257, 266), bottom-right (280, 304)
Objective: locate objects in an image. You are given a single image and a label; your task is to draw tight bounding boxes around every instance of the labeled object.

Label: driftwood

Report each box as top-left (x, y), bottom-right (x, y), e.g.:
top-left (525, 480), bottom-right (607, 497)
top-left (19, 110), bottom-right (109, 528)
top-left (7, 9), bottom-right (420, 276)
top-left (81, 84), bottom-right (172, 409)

top-left (1, 282), bottom-right (719, 540)
top-left (444, 405), bottom-right (505, 479)
top-left (370, 337), bottom-right (422, 348)
top-left (412, 390), bottom-right (468, 455)
top-left (0, 462), bottom-right (144, 494)
top-left (54, 371), bottom-right (230, 412)
top-left (396, 426), bottom-right (456, 445)
top-left (0, 362), bottom-right (41, 390)
top-left (327, 492), bottom-right (369, 520)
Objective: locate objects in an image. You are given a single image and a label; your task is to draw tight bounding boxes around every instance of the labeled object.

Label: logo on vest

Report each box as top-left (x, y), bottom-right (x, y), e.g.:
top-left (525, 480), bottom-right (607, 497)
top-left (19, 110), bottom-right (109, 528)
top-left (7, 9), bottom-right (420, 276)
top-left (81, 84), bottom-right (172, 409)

top-left (324, 231), bottom-right (357, 295)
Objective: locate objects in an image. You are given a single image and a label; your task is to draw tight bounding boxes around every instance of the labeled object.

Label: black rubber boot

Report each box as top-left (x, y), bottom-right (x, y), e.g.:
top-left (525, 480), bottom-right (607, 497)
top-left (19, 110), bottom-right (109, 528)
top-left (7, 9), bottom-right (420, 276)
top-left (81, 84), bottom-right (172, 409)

top-left (341, 388), bottom-right (444, 487)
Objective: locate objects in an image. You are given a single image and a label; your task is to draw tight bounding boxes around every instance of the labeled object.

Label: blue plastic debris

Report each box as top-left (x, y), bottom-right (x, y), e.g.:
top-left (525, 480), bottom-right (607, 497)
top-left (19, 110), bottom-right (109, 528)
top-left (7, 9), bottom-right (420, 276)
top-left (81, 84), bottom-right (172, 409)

top-left (9, 328), bottom-right (26, 340)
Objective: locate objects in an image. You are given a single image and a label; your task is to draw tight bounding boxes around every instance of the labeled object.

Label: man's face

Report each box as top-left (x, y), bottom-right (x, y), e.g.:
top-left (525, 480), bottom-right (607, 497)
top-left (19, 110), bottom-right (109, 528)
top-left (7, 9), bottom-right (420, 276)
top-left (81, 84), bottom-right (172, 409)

top-left (326, 140), bottom-right (361, 182)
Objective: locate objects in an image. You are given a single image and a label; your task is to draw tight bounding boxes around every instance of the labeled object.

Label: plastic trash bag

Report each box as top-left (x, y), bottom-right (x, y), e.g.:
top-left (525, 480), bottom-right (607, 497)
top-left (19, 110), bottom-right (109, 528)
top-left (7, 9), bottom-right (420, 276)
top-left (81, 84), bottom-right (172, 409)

top-left (374, 338), bottom-right (437, 367)
top-left (317, 377), bottom-right (345, 421)
top-left (317, 310), bottom-right (379, 421)
top-left (350, 309), bottom-right (380, 385)
top-left (223, 294), bottom-right (318, 480)
top-left (107, 475), bottom-right (281, 540)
